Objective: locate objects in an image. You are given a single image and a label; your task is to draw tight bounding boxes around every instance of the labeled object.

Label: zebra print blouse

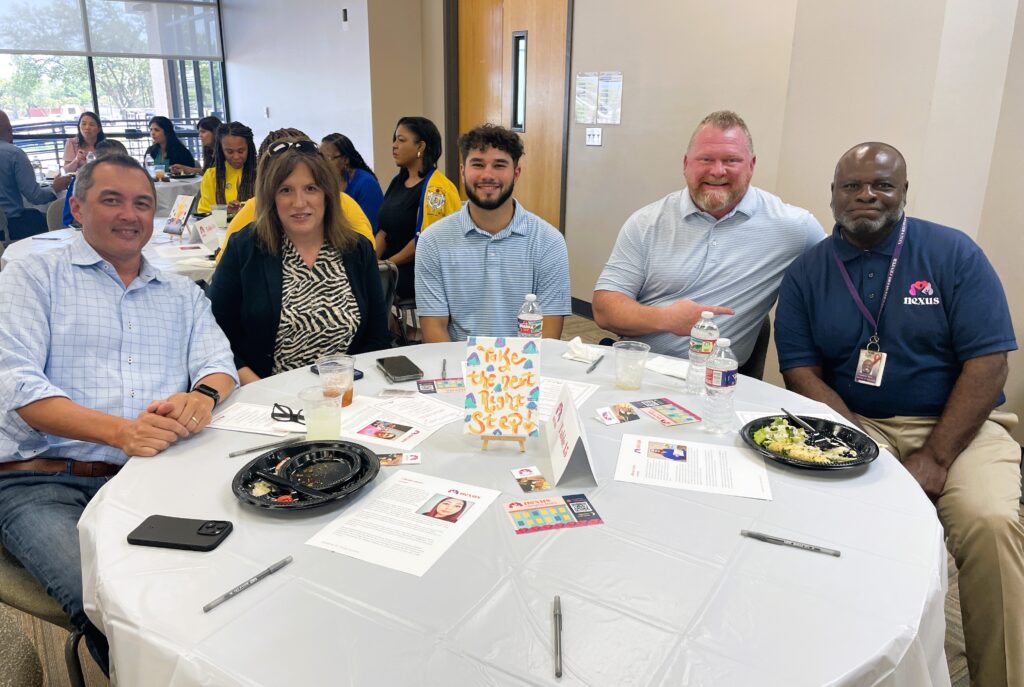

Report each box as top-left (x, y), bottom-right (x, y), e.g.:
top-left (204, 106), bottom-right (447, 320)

top-left (272, 238), bottom-right (361, 374)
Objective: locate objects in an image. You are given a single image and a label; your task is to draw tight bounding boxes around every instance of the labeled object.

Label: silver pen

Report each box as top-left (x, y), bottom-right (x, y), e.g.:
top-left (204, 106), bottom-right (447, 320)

top-left (740, 529), bottom-right (840, 557)
top-left (227, 436), bottom-right (302, 458)
top-left (553, 595), bottom-right (562, 678)
top-left (441, 358), bottom-right (447, 380)
top-left (585, 355), bottom-right (604, 374)
top-left (203, 555), bottom-right (293, 613)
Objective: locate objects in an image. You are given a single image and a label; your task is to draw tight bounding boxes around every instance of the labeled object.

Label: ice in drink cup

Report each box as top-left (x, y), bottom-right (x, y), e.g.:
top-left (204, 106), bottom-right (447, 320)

top-left (212, 204), bottom-right (228, 229)
top-left (613, 341), bottom-right (650, 390)
top-left (299, 386), bottom-right (342, 440)
top-left (315, 354), bottom-right (355, 407)
top-left (155, 168), bottom-right (166, 181)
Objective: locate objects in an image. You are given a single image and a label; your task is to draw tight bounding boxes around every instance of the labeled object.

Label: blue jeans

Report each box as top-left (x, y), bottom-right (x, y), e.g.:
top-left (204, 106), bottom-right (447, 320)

top-left (0, 470), bottom-right (111, 674)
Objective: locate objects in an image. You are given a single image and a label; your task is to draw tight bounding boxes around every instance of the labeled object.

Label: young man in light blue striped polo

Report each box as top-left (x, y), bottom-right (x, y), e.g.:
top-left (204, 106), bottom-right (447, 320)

top-left (592, 110), bottom-right (824, 369)
top-left (415, 124), bottom-right (571, 342)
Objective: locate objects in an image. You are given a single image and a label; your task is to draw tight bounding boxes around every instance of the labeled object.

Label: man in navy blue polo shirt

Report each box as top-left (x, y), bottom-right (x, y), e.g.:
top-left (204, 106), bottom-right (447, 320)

top-left (775, 142), bottom-right (1022, 687)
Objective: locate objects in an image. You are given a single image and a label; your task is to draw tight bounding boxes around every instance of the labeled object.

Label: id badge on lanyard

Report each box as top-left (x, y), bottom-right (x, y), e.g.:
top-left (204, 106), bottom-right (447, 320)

top-left (832, 217), bottom-right (906, 387)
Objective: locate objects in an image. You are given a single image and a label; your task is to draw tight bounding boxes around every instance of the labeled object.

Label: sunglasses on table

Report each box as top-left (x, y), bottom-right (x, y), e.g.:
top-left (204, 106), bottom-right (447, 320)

top-left (271, 403), bottom-right (305, 425)
top-left (267, 140), bottom-right (320, 158)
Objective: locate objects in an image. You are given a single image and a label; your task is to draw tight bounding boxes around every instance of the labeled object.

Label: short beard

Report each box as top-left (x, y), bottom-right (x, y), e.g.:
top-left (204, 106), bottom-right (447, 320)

top-left (693, 184), bottom-right (741, 214)
top-left (466, 180), bottom-right (515, 210)
top-left (836, 202), bottom-right (905, 245)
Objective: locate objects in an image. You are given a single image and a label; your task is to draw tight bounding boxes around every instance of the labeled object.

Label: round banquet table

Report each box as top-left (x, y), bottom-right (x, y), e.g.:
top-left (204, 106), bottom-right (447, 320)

top-left (1, 225), bottom-right (218, 283)
top-left (79, 340), bottom-right (950, 687)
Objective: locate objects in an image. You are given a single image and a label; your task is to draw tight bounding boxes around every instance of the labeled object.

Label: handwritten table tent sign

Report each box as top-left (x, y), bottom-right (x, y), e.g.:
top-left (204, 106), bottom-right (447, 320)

top-left (464, 336), bottom-right (541, 439)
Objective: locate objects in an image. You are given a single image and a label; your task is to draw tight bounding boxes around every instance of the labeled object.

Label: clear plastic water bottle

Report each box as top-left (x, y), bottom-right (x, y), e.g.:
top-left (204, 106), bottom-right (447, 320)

top-left (703, 337), bottom-right (738, 433)
top-left (31, 159), bottom-right (44, 183)
top-left (517, 294), bottom-right (543, 338)
top-left (685, 311), bottom-right (719, 393)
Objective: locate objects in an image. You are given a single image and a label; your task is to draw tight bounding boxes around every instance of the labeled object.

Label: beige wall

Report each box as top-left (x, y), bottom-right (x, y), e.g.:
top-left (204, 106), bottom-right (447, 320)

top-left (564, 0), bottom-right (1024, 440)
top-left (978, 0), bottom-right (1024, 441)
top-left (367, 0), bottom-right (448, 185)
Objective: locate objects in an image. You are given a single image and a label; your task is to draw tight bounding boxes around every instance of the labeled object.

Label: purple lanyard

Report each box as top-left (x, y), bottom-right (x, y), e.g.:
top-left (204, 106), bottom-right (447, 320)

top-left (830, 216), bottom-right (906, 351)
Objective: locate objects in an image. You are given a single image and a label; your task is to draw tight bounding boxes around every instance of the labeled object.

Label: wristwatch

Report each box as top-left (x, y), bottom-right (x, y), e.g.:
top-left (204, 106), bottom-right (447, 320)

top-left (192, 383), bottom-right (221, 407)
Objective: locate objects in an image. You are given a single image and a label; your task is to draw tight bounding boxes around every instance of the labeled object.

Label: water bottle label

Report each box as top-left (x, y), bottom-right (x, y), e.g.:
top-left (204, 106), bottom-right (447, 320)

top-left (689, 337), bottom-right (716, 354)
top-left (705, 368), bottom-right (737, 388)
top-left (518, 317), bottom-right (542, 337)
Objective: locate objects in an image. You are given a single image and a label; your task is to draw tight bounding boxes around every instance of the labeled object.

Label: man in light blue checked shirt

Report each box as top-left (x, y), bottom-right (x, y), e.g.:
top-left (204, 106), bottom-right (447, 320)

top-left (593, 111), bottom-right (824, 369)
top-left (0, 155), bottom-right (237, 674)
top-left (416, 124), bottom-right (571, 342)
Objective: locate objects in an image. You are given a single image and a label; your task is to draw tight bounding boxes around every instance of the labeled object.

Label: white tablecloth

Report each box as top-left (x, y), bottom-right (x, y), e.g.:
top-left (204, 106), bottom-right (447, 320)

top-left (79, 341), bottom-right (950, 687)
top-left (0, 225), bottom-right (218, 283)
top-left (24, 176), bottom-right (201, 217)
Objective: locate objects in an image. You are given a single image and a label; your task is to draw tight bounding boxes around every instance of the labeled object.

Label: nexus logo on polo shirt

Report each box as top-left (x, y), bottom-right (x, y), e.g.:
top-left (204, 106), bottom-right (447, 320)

top-left (904, 279), bottom-right (940, 305)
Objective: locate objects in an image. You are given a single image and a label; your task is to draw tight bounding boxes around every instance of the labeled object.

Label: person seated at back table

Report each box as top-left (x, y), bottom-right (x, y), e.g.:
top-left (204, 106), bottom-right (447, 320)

top-left (208, 138), bottom-right (391, 385)
top-left (197, 121), bottom-right (257, 216)
top-left (170, 115), bottom-right (222, 176)
top-left (775, 142), bottom-right (1022, 687)
top-left (0, 154), bottom-right (237, 675)
top-left (591, 110), bottom-right (823, 368)
top-left (217, 128), bottom-right (374, 263)
top-left (62, 111), bottom-right (106, 173)
top-left (415, 124), bottom-right (571, 342)
top-left (322, 132), bottom-right (384, 233)
top-left (0, 110), bottom-right (72, 239)
top-left (61, 138), bottom-right (129, 227)
top-left (145, 116), bottom-right (196, 170)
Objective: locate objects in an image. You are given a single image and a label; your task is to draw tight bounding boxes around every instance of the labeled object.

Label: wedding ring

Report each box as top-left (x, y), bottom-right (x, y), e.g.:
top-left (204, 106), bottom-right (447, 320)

top-left (188, 416), bottom-right (199, 426)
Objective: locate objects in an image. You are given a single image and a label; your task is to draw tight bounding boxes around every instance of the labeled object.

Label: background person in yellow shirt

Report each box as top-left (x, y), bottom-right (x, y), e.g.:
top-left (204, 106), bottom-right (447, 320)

top-left (197, 121), bottom-right (257, 215)
top-left (217, 128), bottom-right (374, 263)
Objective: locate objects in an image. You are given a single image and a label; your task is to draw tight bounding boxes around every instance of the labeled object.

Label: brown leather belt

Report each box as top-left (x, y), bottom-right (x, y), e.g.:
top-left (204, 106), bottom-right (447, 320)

top-left (0, 458), bottom-right (121, 478)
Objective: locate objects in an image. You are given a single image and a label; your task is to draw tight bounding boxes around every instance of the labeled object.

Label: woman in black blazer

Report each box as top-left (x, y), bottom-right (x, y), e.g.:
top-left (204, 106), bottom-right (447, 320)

top-left (208, 137), bottom-right (391, 384)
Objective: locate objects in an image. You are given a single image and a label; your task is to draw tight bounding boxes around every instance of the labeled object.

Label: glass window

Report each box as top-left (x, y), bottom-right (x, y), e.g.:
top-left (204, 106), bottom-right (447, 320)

top-left (0, 0), bottom-right (86, 53)
top-left (85, 0), bottom-right (221, 59)
top-left (511, 32), bottom-right (527, 132)
top-left (0, 53), bottom-right (92, 169)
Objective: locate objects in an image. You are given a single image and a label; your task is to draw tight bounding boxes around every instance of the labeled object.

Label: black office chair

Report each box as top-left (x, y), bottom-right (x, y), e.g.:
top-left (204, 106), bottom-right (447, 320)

top-left (738, 317), bottom-right (771, 381)
top-left (378, 261), bottom-right (399, 347)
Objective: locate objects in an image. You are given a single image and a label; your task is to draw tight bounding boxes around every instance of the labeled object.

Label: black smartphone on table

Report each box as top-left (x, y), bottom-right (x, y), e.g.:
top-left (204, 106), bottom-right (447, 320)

top-left (376, 355), bottom-right (424, 383)
top-left (127, 515), bottom-right (233, 552)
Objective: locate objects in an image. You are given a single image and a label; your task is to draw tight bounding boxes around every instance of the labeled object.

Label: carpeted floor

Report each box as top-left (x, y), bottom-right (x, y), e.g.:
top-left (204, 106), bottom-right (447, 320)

top-left (4, 316), bottom-right (1019, 686)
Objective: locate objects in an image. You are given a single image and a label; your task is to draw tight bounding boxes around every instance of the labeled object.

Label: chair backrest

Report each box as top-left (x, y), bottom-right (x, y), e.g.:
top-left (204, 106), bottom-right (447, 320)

top-left (45, 199), bottom-right (65, 231)
top-left (737, 316), bottom-right (771, 381)
top-left (377, 260), bottom-right (398, 316)
top-left (0, 206), bottom-right (9, 263)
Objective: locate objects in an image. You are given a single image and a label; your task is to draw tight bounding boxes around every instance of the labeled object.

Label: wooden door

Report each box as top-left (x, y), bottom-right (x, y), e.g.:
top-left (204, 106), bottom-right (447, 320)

top-left (456, 0), bottom-right (570, 229)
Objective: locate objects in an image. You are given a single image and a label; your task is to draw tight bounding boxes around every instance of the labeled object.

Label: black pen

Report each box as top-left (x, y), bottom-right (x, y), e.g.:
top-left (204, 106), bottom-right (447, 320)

top-left (740, 529), bottom-right (840, 557)
top-left (441, 358), bottom-right (447, 380)
top-left (585, 355), bottom-right (604, 374)
top-left (203, 555), bottom-right (293, 613)
top-left (553, 595), bottom-right (562, 678)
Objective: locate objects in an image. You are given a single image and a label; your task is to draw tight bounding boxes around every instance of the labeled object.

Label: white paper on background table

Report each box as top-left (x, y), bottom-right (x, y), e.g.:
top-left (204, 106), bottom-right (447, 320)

top-left (338, 396), bottom-right (457, 451)
top-left (614, 434), bottom-right (772, 501)
top-left (371, 395), bottom-right (463, 430)
top-left (153, 242), bottom-right (213, 259)
top-left (537, 377), bottom-right (598, 421)
top-left (209, 403), bottom-right (302, 436)
top-left (305, 470), bottom-right (499, 576)
top-left (645, 355), bottom-right (689, 379)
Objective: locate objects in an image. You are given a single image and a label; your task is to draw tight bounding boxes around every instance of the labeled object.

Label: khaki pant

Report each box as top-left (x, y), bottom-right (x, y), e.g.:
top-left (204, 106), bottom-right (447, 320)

top-left (857, 412), bottom-right (1024, 687)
